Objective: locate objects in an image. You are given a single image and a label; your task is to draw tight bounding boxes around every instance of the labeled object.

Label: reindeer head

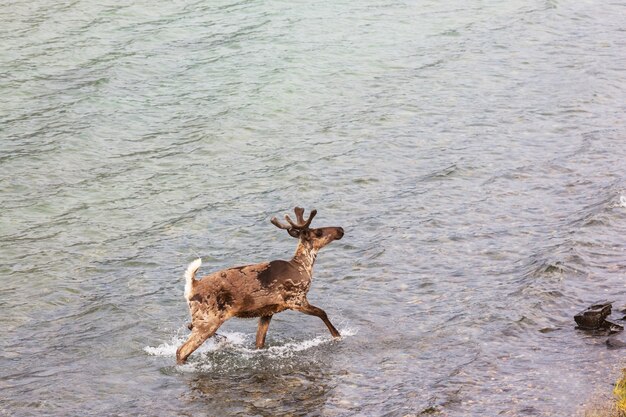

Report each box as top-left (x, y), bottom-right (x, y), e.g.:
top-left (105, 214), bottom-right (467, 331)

top-left (271, 207), bottom-right (344, 250)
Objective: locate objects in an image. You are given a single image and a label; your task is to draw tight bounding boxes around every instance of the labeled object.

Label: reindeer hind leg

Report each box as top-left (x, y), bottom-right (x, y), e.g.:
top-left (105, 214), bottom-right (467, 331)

top-left (255, 315), bottom-right (273, 349)
top-left (293, 303), bottom-right (341, 338)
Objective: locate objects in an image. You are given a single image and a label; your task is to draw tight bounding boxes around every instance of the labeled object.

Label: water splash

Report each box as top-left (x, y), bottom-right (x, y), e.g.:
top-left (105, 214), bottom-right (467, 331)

top-left (144, 326), bottom-right (358, 368)
top-left (609, 195), bottom-right (626, 208)
top-left (143, 330), bottom-right (243, 357)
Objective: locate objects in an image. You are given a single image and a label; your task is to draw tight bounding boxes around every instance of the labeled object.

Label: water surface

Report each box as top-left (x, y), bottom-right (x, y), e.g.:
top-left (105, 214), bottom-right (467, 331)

top-left (1, 0), bottom-right (626, 415)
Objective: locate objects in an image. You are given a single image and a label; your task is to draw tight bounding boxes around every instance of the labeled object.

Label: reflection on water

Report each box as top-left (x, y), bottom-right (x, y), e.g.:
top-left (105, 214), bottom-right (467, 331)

top-left (146, 330), bottom-right (348, 415)
top-left (187, 365), bottom-right (338, 415)
top-left (2, 0), bottom-right (626, 415)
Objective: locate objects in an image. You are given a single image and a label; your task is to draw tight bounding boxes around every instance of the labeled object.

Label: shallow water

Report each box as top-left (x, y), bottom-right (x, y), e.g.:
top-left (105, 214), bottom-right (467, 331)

top-left (1, 0), bottom-right (626, 415)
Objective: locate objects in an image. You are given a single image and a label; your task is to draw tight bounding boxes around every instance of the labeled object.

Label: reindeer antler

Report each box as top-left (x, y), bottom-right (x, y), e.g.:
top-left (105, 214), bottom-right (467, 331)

top-left (271, 207), bottom-right (317, 234)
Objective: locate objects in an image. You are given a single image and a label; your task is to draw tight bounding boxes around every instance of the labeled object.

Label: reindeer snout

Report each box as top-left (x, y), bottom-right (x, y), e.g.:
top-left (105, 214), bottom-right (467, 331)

top-left (336, 227), bottom-right (344, 240)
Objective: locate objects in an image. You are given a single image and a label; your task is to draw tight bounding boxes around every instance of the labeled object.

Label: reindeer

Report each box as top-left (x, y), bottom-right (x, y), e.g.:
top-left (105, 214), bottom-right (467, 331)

top-left (176, 207), bottom-right (344, 364)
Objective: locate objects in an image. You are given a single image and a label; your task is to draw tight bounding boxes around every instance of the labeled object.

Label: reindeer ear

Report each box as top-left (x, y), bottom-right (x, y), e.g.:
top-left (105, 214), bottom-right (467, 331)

top-left (287, 228), bottom-right (301, 238)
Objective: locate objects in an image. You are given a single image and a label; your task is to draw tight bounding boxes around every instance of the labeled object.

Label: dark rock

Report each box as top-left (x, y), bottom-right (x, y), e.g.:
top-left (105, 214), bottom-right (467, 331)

top-left (574, 301), bottom-right (613, 330)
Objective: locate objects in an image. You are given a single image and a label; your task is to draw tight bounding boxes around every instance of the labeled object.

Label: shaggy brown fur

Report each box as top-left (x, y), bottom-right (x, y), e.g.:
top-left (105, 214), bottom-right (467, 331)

top-left (176, 207), bottom-right (344, 364)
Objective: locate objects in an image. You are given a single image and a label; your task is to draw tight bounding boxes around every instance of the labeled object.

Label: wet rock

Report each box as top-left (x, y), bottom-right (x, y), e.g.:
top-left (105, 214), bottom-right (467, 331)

top-left (574, 301), bottom-right (613, 330)
top-left (603, 319), bottom-right (624, 334)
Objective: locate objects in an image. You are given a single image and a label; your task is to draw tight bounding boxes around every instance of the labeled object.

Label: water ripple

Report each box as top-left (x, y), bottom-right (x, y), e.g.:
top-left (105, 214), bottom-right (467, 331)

top-left (2, 0), bottom-right (626, 416)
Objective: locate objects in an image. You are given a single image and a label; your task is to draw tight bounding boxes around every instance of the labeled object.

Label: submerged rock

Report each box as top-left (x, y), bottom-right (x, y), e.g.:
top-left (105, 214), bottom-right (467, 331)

top-left (606, 333), bottom-right (626, 349)
top-left (574, 301), bottom-right (613, 330)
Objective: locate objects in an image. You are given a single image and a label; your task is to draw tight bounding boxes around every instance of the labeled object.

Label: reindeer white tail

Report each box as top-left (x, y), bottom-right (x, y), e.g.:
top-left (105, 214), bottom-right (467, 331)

top-left (184, 258), bottom-right (202, 301)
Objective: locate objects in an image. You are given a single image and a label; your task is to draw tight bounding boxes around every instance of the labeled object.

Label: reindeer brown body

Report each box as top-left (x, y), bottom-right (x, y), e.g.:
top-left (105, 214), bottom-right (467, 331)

top-left (176, 207), bottom-right (344, 364)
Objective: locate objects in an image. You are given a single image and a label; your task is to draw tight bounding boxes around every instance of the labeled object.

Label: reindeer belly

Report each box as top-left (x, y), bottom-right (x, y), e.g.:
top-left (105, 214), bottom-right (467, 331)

top-left (235, 304), bottom-right (287, 318)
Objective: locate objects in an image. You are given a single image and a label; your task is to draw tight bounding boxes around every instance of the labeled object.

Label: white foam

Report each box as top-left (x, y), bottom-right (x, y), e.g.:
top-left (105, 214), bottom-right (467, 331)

top-left (143, 329), bottom-right (242, 357)
top-left (264, 327), bottom-right (358, 359)
top-left (144, 326), bottom-right (358, 366)
top-left (607, 195), bottom-right (626, 209)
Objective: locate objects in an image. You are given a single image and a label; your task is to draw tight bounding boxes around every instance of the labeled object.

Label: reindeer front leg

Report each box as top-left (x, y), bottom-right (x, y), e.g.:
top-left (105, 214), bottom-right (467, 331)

top-left (293, 303), bottom-right (341, 338)
top-left (176, 320), bottom-right (223, 364)
top-left (255, 315), bottom-right (273, 348)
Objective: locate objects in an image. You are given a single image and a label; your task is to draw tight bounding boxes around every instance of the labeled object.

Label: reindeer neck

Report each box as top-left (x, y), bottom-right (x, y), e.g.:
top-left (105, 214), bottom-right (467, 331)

top-left (291, 240), bottom-right (318, 275)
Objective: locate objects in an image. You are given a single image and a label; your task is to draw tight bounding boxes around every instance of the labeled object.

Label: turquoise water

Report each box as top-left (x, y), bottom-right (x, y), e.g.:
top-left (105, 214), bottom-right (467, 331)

top-left (1, 0), bottom-right (625, 415)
